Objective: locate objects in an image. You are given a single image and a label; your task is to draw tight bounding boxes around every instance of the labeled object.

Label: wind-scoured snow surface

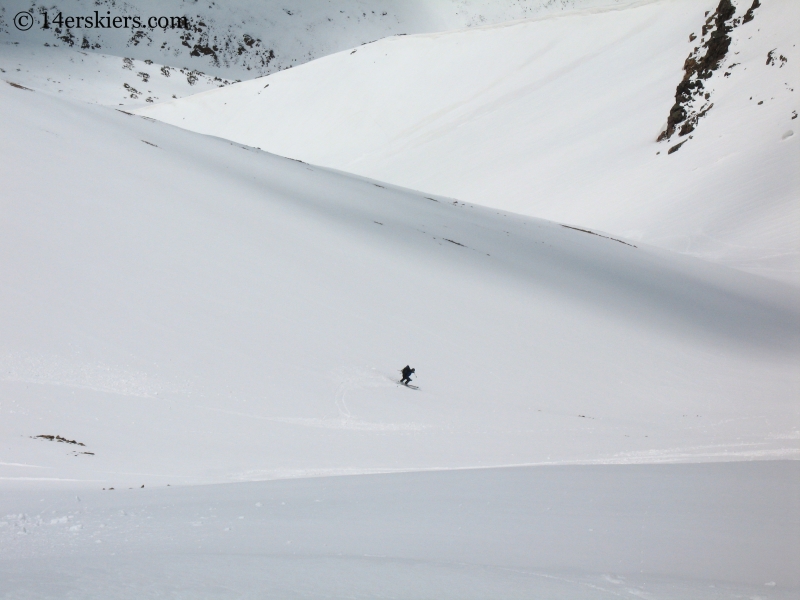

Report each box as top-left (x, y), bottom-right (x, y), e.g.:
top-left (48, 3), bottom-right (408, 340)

top-left (138, 0), bottom-right (800, 285)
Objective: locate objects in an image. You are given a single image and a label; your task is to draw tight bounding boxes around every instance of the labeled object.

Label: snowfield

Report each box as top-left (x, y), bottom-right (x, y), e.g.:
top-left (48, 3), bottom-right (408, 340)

top-left (137, 0), bottom-right (800, 285)
top-left (3, 81), bottom-right (798, 488)
top-left (1, 0), bottom-right (798, 597)
top-left (2, 462), bottom-right (798, 598)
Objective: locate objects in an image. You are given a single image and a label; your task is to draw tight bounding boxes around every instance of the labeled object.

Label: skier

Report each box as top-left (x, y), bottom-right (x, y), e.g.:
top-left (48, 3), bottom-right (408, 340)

top-left (400, 365), bottom-right (415, 386)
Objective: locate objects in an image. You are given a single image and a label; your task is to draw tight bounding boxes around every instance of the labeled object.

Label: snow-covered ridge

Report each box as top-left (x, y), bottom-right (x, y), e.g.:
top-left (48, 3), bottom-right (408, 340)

top-left (137, 0), bottom-right (799, 285)
top-left (2, 2), bottom-right (798, 596)
top-left (1, 0), bottom-right (633, 80)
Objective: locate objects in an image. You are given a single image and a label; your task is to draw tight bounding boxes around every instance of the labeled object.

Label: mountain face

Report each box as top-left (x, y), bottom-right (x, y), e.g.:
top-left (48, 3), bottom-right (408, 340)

top-left (2, 64), bottom-right (798, 596)
top-left (2, 2), bottom-right (799, 597)
top-left (1, 0), bottom-right (630, 80)
top-left (0, 0), bottom-right (633, 106)
top-left (4, 77), bottom-right (799, 486)
top-left (137, 0), bottom-right (799, 285)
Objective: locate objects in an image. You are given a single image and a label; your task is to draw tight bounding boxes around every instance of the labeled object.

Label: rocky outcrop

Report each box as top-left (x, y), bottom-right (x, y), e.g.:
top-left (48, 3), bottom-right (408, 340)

top-left (658, 0), bottom-right (761, 147)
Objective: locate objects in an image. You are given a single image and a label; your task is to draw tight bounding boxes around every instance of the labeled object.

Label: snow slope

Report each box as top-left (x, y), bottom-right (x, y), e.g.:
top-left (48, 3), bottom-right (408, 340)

top-left (0, 42), bottom-right (234, 107)
top-left (2, 462), bottom-right (798, 598)
top-left (1, 0), bottom-right (633, 85)
top-left (137, 0), bottom-right (800, 285)
top-left (2, 33), bottom-right (800, 596)
top-left (0, 1), bottom-right (636, 106)
top-left (2, 79), bottom-right (798, 490)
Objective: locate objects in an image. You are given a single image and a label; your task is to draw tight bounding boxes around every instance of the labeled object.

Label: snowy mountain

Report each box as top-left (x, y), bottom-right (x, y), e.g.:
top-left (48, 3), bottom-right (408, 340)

top-left (1, 0), bottom-right (631, 106)
top-left (137, 0), bottom-right (799, 285)
top-left (1, 1), bottom-right (798, 597)
top-left (2, 68), bottom-right (798, 599)
top-left (4, 77), bottom-right (797, 487)
top-left (1, 1), bottom-right (634, 77)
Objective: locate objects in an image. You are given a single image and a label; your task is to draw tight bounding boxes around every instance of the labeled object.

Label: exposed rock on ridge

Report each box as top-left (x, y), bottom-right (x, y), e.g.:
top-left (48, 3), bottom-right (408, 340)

top-left (658, 0), bottom-right (761, 147)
